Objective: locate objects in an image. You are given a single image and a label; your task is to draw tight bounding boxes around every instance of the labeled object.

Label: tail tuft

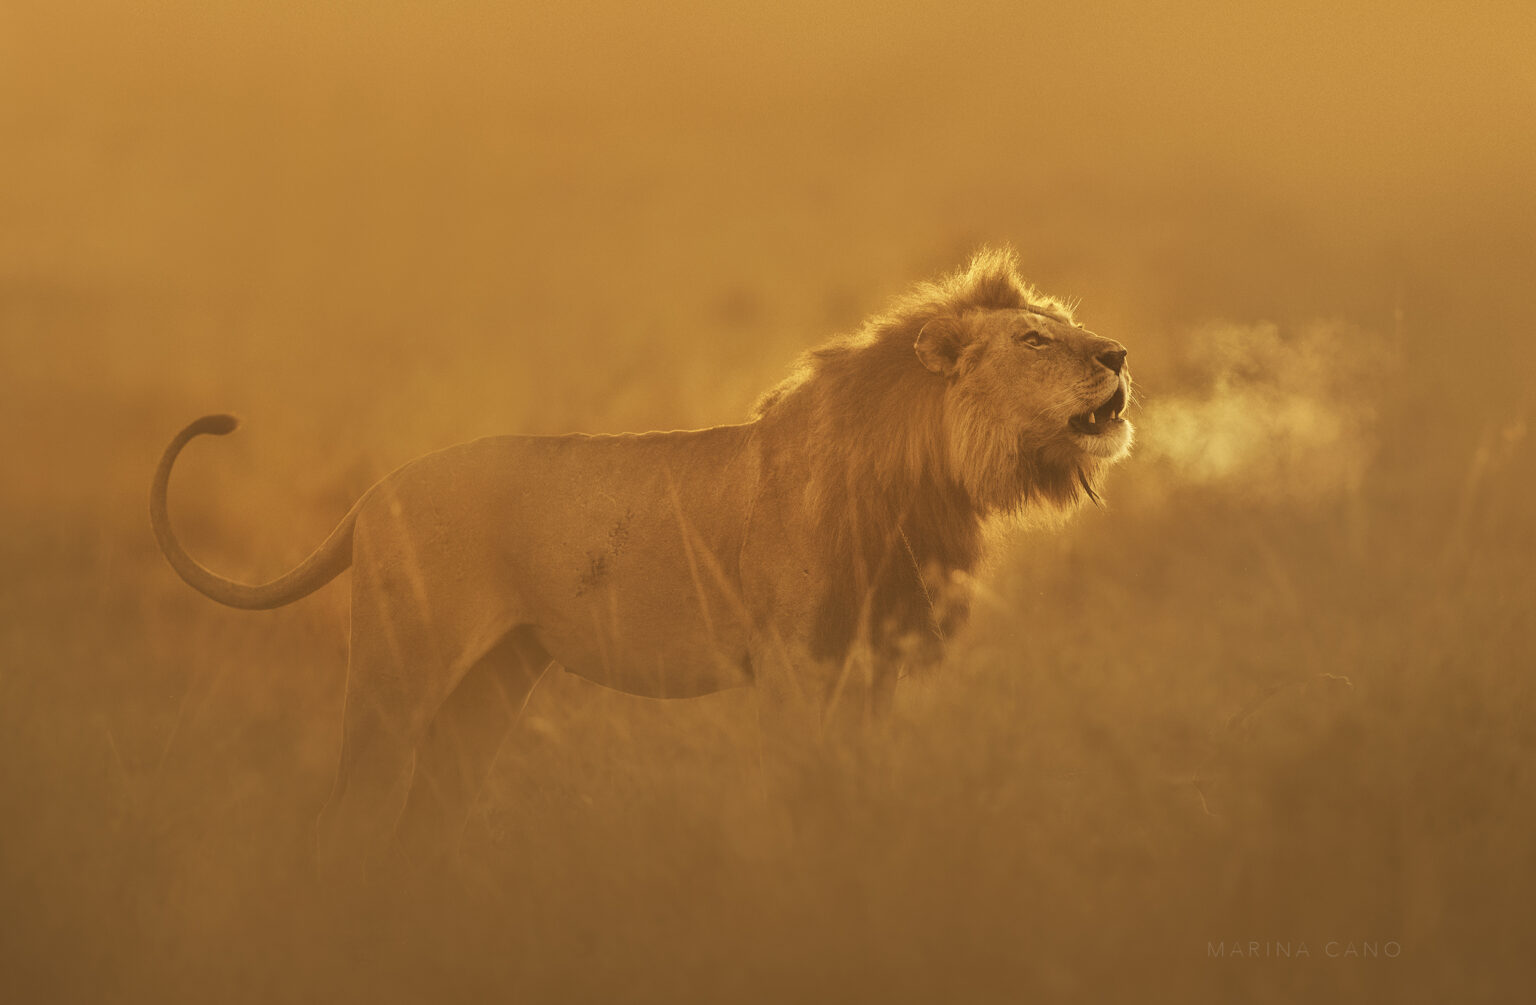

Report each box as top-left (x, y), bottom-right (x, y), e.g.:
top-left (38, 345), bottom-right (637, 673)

top-left (194, 414), bottom-right (241, 436)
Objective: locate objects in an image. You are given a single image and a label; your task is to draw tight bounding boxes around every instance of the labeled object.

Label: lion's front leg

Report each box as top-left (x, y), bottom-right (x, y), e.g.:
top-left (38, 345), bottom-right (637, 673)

top-left (747, 633), bottom-right (898, 849)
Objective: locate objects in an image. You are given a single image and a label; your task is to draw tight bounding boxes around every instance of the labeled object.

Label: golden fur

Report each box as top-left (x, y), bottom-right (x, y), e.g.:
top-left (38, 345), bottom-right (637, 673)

top-left (150, 247), bottom-right (1133, 872)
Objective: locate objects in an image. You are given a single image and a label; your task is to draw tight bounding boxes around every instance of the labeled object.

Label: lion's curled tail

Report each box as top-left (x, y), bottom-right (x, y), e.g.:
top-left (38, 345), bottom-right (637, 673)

top-left (151, 415), bottom-right (360, 610)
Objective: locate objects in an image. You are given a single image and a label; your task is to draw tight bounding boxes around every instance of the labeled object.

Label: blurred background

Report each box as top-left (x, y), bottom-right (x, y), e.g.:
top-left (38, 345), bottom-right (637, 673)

top-left (2, 1), bottom-right (1532, 1001)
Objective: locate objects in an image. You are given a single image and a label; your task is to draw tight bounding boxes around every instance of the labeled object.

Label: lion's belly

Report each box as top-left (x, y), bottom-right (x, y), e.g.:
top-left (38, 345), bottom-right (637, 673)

top-left (478, 427), bottom-right (762, 699)
top-left (527, 559), bottom-right (755, 698)
top-left (524, 534), bottom-right (757, 698)
top-left (539, 626), bottom-right (753, 699)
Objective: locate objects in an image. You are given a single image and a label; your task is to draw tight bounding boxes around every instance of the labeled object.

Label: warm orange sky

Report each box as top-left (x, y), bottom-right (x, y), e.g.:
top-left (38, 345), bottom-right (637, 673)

top-left (4, 0), bottom-right (1532, 301)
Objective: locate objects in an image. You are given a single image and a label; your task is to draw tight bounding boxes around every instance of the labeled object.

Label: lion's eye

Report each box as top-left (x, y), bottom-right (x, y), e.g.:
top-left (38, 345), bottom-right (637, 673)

top-left (1014, 331), bottom-right (1050, 348)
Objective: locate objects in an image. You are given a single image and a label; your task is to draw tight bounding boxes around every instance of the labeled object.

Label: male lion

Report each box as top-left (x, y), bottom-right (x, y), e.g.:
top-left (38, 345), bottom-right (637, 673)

top-left (151, 248), bottom-right (1133, 871)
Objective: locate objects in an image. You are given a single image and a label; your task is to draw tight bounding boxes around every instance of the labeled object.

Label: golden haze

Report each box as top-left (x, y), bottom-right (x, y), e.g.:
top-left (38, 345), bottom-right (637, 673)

top-left (1, 1), bottom-right (1533, 1002)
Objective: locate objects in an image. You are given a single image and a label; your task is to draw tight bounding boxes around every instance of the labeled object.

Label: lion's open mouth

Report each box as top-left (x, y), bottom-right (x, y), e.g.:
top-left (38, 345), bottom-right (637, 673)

top-left (1068, 384), bottom-right (1127, 436)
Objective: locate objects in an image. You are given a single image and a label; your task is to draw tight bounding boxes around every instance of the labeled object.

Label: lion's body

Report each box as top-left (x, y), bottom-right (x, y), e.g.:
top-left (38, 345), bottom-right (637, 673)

top-left (372, 428), bottom-right (762, 699)
top-left (150, 248), bottom-right (1134, 872)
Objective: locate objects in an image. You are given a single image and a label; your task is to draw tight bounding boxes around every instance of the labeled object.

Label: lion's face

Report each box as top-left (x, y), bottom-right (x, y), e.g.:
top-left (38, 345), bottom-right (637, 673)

top-left (936, 309), bottom-right (1133, 464)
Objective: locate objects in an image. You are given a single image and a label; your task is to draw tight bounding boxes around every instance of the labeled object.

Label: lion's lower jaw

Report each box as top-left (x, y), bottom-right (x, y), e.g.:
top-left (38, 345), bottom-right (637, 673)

top-left (1072, 420), bottom-right (1135, 462)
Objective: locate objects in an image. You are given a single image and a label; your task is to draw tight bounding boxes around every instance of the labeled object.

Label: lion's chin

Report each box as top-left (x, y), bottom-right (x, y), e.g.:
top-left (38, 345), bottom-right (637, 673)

top-left (1070, 418), bottom-right (1134, 461)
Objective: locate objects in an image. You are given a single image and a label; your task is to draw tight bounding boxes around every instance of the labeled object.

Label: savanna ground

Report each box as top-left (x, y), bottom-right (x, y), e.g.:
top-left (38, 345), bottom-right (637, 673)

top-left (2, 2), bottom-right (1533, 1002)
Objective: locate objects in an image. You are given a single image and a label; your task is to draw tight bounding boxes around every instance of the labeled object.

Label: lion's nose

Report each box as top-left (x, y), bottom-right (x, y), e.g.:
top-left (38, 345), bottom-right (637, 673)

top-left (1096, 347), bottom-right (1127, 374)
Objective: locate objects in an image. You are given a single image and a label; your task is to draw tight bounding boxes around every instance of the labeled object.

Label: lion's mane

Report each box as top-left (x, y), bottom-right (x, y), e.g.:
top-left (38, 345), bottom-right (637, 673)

top-left (752, 247), bottom-right (1107, 664)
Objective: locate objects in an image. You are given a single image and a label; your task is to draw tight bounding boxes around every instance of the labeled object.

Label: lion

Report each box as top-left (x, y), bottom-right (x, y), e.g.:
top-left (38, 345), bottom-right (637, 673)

top-left (150, 247), bottom-right (1133, 872)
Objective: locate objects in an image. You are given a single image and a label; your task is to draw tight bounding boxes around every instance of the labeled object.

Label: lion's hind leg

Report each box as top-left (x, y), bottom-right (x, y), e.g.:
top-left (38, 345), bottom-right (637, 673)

top-left (314, 598), bottom-right (438, 883)
top-left (313, 513), bottom-right (529, 883)
top-left (396, 628), bottom-right (552, 868)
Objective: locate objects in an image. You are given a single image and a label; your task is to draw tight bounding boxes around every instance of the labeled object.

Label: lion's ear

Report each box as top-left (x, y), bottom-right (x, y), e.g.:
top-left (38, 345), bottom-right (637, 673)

top-left (915, 318), bottom-right (965, 376)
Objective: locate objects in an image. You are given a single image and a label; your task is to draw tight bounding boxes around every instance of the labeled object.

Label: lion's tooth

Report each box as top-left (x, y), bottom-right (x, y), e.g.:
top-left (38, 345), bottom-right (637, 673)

top-left (1088, 413), bottom-right (1096, 424)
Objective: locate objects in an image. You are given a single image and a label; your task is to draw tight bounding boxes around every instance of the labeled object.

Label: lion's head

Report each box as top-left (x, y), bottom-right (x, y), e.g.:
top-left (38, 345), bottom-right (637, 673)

top-left (918, 293), bottom-right (1134, 512)
top-left (756, 246), bottom-right (1134, 518)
